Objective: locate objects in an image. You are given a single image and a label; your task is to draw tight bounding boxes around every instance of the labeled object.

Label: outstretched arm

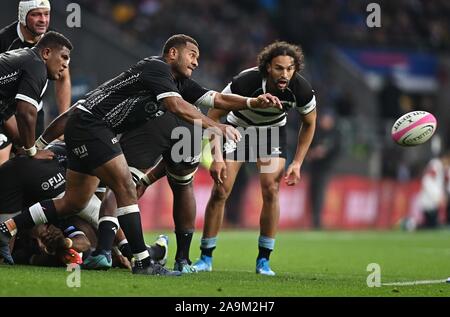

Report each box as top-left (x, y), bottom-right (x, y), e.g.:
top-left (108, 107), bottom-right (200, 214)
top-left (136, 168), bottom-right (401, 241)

top-left (213, 92), bottom-right (282, 111)
top-left (35, 105), bottom-right (77, 149)
top-left (163, 96), bottom-right (241, 142)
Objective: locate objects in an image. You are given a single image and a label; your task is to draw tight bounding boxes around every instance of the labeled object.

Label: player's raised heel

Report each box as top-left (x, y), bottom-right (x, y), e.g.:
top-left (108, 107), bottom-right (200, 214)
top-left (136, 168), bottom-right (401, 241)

top-left (132, 262), bottom-right (182, 276)
top-left (152, 234), bottom-right (168, 266)
top-left (0, 226), bottom-right (13, 265)
top-left (256, 258), bottom-right (275, 276)
top-left (192, 255), bottom-right (212, 272)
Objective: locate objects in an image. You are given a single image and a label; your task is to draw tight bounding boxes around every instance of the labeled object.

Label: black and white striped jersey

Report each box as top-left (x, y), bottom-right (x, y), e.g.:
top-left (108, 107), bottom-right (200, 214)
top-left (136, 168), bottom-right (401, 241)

top-left (0, 47), bottom-right (48, 119)
top-left (77, 57), bottom-right (213, 134)
top-left (225, 67), bottom-right (316, 127)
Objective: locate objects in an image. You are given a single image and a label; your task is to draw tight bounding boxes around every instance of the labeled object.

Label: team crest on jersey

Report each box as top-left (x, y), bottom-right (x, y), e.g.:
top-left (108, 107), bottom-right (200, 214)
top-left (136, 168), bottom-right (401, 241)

top-left (144, 101), bottom-right (159, 114)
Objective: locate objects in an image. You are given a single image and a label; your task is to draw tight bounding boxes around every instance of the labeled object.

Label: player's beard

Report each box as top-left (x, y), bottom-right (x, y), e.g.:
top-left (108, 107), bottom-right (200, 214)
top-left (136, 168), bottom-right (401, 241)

top-left (175, 56), bottom-right (192, 79)
top-left (276, 78), bottom-right (289, 90)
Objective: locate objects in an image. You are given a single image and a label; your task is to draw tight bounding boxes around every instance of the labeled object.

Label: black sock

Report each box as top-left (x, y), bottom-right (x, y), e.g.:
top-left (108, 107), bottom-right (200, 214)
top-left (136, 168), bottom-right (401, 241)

top-left (117, 213), bottom-right (147, 256)
top-left (257, 247), bottom-right (272, 260)
top-left (93, 218), bottom-right (119, 255)
top-left (175, 230), bottom-right (193, 263)
top-left (118, 243), bottom-right (133, 261)
top-left (134, 257), bottom-right (151, 268)
top-left (13, 200), bottom-right (58, 230)
top-left (201, 246), bottom-right (215, 257)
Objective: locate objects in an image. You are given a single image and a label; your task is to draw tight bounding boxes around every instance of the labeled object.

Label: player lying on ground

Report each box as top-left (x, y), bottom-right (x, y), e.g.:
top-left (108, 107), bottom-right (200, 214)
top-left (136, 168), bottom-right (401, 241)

top-left (0, 142), bottom-right (168, 266)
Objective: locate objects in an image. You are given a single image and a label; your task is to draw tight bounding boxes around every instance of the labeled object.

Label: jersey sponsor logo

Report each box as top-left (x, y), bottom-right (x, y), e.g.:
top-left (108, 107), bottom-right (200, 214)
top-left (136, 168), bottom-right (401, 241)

top-left (0, 134), bottom-right (7, 147)
top-left (271, 147), bottom-right (282, 155)
top-left (183, 154), bottom-right (201, 164)
top-left (72, 145), bottom-right (88, 158)
top-left (223, 140), bottom-right (237, 154)
top-left (111, 137), bottom-right (119, 144)
top-left (41, 172), bottom-right (66, 191)
top-left (154, 110), bottom-right (165, 117)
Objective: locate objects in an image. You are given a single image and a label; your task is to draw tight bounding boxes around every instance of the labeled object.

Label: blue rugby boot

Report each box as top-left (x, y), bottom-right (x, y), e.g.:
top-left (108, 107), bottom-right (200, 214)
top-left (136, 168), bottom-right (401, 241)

top-left (256, 258), bottom-right (275, 276)
top-left (82, 250), bottom-right (112, 270)
top-left (192, 255), bottom-right (212, 272)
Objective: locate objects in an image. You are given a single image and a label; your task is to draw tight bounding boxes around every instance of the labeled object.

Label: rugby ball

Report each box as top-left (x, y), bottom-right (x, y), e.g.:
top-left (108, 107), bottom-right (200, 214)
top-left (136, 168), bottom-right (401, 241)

top-left (391, 111), bottom-right (437, 146)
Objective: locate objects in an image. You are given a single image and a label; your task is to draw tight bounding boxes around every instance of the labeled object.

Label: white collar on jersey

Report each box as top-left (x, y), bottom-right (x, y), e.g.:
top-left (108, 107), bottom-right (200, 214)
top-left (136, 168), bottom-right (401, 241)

top-left (262, 78), bottom-right (267, 94)
top-left (16, 22), bottom-right (25, 42)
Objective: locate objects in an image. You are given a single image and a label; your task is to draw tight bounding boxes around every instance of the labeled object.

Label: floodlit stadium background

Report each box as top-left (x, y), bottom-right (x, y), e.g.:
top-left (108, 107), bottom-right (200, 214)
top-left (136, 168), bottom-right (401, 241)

top-left (4, 0), bottom-right (449, 231)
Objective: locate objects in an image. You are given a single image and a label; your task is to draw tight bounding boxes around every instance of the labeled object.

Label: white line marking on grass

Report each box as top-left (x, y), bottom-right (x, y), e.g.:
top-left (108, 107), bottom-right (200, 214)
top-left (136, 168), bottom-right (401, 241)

top-left (382, 279), bottom-right (449, 286)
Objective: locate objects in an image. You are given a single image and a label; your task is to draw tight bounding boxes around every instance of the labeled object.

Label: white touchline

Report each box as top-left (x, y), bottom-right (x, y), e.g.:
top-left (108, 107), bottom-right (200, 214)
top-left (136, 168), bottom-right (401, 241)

top-left (382, 279), bottom-right (448, 286)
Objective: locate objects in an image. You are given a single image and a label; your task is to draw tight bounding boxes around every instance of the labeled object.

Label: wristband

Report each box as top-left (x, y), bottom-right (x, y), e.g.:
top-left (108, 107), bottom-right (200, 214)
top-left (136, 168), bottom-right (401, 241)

top-left (35, 136), bottom-right (49, 150)
top-left (23, 145), bottom-right (37, 157)
top-left (65, 238), bottom-right (73, 249)
top-left (140, 174), bottom-right (152, 187)
top-left (246, 98), bottom-right (253, 109)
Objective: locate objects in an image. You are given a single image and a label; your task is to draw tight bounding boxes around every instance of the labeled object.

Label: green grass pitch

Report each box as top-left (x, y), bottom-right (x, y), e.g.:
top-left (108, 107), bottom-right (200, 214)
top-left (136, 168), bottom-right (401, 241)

top-left (0, 230), bottom-right (449, 297)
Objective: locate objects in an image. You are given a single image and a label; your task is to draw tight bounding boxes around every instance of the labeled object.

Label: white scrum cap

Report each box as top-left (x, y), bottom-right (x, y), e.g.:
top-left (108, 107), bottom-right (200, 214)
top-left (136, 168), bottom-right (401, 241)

top-left (18, 0), bottom-right (51, 26)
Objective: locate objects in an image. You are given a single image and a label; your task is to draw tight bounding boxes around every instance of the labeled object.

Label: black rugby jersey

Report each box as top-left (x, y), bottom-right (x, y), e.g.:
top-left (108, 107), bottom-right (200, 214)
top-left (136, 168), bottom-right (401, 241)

top-left (77, 57), bottom-right (213, 134)
top-left (0, 22), bottom-right (39, 53)
top-left (225, 67), bottom-right (316, 127)
top-left (0, 47), bottom-right (48, 118)
top-left (0, 152), bottom-right (66, 212)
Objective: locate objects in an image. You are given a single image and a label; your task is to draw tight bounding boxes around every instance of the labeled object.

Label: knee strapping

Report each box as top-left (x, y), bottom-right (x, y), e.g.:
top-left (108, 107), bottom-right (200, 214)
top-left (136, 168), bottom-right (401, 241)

top-left (98, 216), bottom-right (120, 228)
top-left (116, 204), bottom-right (140, 217)
top-left (129, 167), bottom-right (145, 186)
top-left (29, 203), bottom-right (49, 225)
top-left (166, 168), bottom-right (197, 186)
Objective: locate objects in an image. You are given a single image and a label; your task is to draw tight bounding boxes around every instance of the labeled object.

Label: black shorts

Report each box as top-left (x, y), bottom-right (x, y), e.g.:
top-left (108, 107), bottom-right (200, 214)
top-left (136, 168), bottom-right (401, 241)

top-left (65, 109), bottom-right (122, 175)
top-left (223, 122), bottom-right (287, 161)
top-left (120, 111), bottom-right (201, 172)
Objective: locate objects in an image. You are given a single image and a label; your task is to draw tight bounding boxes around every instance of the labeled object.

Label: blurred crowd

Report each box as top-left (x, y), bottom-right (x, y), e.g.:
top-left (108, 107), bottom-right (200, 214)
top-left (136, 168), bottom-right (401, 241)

top-left (76, 0), bottom-right (449, 118)
top-left (77, 0), bottom-right (278, 89)
top-left (277, 0), bottom-right (449, 52)
top-left (76, 0), bottom-right (449, 180)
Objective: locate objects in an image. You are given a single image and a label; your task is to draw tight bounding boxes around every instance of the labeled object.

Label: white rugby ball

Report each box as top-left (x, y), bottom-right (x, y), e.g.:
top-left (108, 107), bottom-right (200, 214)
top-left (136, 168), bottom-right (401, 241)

top-left (391, 111), bottom-right (437, 146)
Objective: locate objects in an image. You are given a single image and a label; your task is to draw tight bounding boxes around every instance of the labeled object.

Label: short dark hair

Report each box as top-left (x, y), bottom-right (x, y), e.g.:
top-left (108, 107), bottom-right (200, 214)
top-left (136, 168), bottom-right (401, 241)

top-left (162, 34), bottom-right (198, 56)
top-left (35, 31), bottom-right (73, 51)
top-left (257, 41), bottom-right (304, 77)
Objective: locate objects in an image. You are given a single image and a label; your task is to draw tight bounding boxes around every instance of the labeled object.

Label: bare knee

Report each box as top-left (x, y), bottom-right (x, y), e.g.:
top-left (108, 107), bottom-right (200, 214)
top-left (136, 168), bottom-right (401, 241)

top-left (210, 184), bottom-right (232, 202)
top-left (112, 179), bottom-right (137, 205)
top-left (261, 182), bottom-right (280, 203)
